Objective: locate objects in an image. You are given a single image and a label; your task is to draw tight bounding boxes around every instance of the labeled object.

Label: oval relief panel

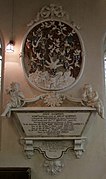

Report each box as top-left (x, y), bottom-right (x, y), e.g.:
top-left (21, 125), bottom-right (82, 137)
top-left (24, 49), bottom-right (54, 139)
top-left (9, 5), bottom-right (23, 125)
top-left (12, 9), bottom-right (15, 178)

top-left (22, 20), bottom-right (84, 91)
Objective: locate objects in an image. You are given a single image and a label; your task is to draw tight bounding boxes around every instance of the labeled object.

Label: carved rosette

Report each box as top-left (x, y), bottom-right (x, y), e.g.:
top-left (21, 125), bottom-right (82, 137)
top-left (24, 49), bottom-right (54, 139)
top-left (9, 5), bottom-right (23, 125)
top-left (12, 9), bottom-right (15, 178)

top-left (43, 92), bottom-right (64, 107)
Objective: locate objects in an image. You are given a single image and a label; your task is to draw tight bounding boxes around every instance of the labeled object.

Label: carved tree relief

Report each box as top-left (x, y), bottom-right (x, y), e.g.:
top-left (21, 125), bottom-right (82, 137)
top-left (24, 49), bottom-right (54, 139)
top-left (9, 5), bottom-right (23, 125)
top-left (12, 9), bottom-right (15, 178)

top-left (22, 17), bottom-right (84, 91)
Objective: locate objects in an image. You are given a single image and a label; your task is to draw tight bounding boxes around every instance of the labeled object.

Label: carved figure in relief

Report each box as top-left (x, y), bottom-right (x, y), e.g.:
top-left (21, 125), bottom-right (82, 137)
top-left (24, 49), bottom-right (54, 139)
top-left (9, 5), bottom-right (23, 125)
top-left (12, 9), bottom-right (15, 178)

top-left (82, 84), bottom-right (104, 119)
top-left (1, 82), bottom-right (25, 117)
top-left (1, 82), bottom-right (46, 117)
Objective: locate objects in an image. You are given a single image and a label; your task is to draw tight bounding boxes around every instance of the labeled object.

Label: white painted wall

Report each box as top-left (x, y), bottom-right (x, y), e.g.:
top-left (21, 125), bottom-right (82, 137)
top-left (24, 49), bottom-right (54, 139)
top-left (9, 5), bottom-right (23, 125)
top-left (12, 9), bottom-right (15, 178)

top-left (0, 0), bottom-right (106, 179)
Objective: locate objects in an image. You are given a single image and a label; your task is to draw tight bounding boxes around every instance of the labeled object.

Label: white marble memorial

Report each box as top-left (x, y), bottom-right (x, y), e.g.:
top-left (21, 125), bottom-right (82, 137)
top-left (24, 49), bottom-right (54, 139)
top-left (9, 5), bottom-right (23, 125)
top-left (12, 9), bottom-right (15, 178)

top-left (1, 4), bottom-right (104, 175)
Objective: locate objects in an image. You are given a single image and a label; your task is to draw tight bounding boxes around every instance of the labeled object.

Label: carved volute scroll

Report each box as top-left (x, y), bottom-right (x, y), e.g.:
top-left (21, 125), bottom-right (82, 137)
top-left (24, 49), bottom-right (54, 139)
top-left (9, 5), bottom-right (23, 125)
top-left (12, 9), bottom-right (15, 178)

top-left (21, 4), bottom-right (85, 92)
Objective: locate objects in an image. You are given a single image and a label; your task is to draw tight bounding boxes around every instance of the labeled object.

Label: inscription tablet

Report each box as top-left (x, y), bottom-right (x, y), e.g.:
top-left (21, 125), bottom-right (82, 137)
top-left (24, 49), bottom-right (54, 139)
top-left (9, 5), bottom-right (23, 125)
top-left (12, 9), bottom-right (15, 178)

top-left (15, 109), bottom-right (91, 138)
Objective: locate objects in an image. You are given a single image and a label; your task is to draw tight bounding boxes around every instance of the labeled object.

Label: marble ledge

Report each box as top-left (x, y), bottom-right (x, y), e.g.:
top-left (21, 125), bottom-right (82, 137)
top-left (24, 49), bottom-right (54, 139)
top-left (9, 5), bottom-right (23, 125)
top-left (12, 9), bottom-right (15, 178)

top-left (11, 106), bottom-right (96, 112)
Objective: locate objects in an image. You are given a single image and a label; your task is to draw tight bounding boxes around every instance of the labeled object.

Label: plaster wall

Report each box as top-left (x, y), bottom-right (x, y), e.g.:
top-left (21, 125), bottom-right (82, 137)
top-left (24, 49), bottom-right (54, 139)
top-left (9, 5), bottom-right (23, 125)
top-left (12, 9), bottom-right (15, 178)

top-left (0, 0), bottom-right (106, 179)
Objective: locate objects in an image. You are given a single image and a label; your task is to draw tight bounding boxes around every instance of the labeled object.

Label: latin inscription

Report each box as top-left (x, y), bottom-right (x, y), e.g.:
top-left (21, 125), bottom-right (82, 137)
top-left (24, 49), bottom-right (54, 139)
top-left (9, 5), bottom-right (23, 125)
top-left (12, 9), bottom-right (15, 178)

top-left (24, 112), bottom-right (75, 136)
top-left (16, 111), bottom-right (90, 137)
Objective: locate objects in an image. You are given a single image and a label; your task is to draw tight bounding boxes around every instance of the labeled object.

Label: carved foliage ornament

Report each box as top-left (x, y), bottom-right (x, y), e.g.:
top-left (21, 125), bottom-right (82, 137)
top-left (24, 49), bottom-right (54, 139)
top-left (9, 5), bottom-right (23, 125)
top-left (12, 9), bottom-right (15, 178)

top-left (27, 4), bottom-right (69, 26)
top-left (43, 159), bottom-right (64, 175)
top-left (21, 4), bottom-right (84, 92)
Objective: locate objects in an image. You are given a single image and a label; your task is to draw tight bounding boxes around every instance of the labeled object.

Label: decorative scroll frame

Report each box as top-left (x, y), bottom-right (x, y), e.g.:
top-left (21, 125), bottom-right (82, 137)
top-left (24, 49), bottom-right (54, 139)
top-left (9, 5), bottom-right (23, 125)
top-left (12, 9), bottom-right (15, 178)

top-left (21, 4), bottom-right (85, 92)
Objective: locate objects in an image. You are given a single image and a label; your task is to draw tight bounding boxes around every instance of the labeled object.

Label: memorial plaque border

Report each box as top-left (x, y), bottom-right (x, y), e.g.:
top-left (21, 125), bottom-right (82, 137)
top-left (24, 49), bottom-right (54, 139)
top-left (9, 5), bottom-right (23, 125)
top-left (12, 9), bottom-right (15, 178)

top-left (12, 107), bottom-right (95, 139)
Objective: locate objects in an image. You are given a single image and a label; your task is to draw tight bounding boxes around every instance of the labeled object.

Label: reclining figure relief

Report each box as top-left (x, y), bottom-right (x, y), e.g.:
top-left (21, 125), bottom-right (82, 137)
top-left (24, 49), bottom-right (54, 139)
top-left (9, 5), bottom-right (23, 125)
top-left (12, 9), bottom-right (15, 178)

top-left (81, 84), bottom-right (104, 119)
top-left (1, 82), bottom-right (104, 119)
